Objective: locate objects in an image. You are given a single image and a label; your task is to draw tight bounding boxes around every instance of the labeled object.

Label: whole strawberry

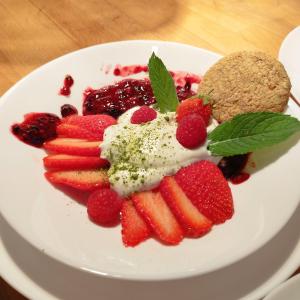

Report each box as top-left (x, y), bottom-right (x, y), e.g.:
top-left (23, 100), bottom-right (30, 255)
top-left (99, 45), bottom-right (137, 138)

top-left (176, 98), bottom-right (212, 126)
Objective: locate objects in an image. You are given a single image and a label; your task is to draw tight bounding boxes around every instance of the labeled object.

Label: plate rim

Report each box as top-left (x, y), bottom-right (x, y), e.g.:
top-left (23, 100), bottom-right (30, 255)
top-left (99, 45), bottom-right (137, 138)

top-left (1, 208), bottom-right (300, 300)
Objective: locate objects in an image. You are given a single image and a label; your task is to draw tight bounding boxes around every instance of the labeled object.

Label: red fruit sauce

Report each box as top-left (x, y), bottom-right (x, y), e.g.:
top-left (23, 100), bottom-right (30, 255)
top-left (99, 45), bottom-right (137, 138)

top-left (113, 64), bottom-right (148, 76)
top-left (59, 75), bottom-right (74, 96)
top-left (218, 154), bottom-right (250, 184)
top-left (60, 104), bottom-right (78, 117)
top-left (112, 64), bottom-right (201, 88)
top-left (83, 78), bottom-right (196, 117)
top-left (11, 113), bottom-right (61, 147)
top-left (230, 172), bottom-right (250, 184)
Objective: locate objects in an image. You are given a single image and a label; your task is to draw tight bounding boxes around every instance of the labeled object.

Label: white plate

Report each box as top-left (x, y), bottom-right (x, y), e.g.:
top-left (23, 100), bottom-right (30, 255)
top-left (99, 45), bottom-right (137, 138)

top-left (279, 26), bottom-right (300, 100)
top-left (0, 41), bottom-right (300, 281)
top-left (1, 202), bottom-right (300, 300)
top-left (264, 274), bottom-right (300, 300)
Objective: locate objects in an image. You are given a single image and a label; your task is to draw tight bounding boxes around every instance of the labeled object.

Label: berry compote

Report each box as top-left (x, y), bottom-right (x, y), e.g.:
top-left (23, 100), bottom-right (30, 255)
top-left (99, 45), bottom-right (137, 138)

top-left (218, 154), bottom-right (250, 184)
top-left (60, 104), bottom-right (78, 117)
top-left (11, 113), bottom-right (61, 147)
top-left (59, 75), bottom-right (74, 96)
top-left (83, 78), bottom-right (196, 117)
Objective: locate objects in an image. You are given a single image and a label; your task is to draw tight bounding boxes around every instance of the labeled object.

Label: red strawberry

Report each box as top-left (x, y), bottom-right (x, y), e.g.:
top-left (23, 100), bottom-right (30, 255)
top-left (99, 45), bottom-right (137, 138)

top-left (160, 176), bottom-right (212, 237)
top-left (56, 124), bottom-right (100, 140)
top-left (45, 169), bottom-right (109, 191)
top-left (130, 106), bottom-right (157, 124)
top-left (132, 191), bottom-right (183, 245)
top-left (176, 98), bottom-right (212, 125)
top-left (176, 114), bottom-right (207, 149)
top-left (121, 200), bottom-right (151, 247)
top-left (175, 160), bottom-right (234, 224)
top-left (44, 138), bottom-right (101, 156)
top-left (62, 115), bottom-right (116, 140)
top-left (87, 188), bottom-right (123, 225)
top-left (43, 154), bottom-right (109, 170)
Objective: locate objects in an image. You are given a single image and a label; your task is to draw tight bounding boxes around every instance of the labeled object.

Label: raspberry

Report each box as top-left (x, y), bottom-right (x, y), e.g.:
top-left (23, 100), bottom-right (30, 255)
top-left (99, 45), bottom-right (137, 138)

top-left (176, 98), bottom-right (212, 125)
top-left (176, 114), bottom-right (207, 149)
top-left (87, 188), bottom-right (123, 225)
top-left (130, 106), bottom-right (157, 124)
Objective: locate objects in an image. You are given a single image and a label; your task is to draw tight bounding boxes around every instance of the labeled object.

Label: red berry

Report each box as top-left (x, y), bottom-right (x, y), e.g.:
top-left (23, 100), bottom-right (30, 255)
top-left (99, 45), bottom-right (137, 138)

top-left (87, 188), bottom-right (123, 225)
top-left (175, 160), bottom-right (234, 224)
top-left (176, 114), bottom-right (207, 149)
top-left (60, 104), bottom-right (78, 118)
top-left (176, 98), bottom-right (212, 125)
top-left (130, 106), bottom-right (157, 124)
top-left (62, 115), bottom-right (116, 140)
top-left (199, 104), bottom-right (212, 126)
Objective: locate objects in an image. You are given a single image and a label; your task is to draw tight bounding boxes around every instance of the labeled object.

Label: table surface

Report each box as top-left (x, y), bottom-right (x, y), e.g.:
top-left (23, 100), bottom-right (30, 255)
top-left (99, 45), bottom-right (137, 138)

top-left (1, 0), bottom-right (300, 299)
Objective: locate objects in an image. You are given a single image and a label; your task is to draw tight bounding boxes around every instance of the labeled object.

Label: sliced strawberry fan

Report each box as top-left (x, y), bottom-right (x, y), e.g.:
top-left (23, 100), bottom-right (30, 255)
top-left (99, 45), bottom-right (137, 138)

top-left (39, 114), bottom-right (233, 247)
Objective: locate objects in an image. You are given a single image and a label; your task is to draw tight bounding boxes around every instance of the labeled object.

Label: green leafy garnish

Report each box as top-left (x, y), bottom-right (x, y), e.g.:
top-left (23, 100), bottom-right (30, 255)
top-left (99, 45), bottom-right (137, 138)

top-left (189, 93), bottom-right (211, 105)
top-left (208, 112), bottom-right (300, 156)
top-left (148, 52), bottom-right (179, 113)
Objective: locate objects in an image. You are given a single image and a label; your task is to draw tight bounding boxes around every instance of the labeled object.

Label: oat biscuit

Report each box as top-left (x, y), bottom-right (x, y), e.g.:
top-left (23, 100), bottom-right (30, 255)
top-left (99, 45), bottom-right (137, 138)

top-left (198, 51), bottom-right (291, 122)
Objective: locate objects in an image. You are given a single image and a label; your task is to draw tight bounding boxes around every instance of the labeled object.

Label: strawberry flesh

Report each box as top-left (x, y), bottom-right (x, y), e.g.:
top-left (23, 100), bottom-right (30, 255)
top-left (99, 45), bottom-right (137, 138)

top-left (132, 191), bottom-right (183, 245)
top-left (121, 200), bottom-right (151, 247)
top-left (62, 115), bottom-right (116, 140)
top-left (175, 160), bottom-right (234, 224)
top-left (160, 176), bottom-right (212, 237)
top-left (43, 154), bottom-right (108, 170)
top-left (56, 124), bottom-right (100, 140)
top-left (45, 169), bottom-right (109, 191)
top-left (44, 138), bottom-right (101, 156)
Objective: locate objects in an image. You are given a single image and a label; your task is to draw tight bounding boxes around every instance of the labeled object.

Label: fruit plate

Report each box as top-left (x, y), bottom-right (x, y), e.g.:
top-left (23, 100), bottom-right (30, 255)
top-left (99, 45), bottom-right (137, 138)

top-left (0, 40), bottom-right (299, 281)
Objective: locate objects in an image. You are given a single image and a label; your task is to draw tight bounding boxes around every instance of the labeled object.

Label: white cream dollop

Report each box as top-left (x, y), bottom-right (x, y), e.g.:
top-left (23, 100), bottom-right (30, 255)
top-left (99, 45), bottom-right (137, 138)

top-left (101, 107), bottom-right (216, 196)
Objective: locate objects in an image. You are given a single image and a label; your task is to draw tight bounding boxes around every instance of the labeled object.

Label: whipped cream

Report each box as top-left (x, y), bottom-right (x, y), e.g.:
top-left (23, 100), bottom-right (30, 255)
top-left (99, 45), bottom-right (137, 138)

top-left (101, 107), bottom-right (216, 196)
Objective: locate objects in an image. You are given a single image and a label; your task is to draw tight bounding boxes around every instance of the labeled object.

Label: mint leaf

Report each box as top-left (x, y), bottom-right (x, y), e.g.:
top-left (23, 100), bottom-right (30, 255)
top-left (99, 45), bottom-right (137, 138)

top-left (208, 112), bottom-right (300, 156)
top-left (148, 52), bottom-right (179, 113)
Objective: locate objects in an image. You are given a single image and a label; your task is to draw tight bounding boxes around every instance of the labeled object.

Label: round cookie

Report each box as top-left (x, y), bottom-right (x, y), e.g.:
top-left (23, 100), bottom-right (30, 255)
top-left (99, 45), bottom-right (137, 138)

top-left (198, 51), bottom-right (291, 123)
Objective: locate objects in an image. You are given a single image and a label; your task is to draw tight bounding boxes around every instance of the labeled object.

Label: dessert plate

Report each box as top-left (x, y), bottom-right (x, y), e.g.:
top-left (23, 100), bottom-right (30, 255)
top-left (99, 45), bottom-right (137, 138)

top-left (278, 26), bottom-right (300, 101)
top-left (1, 202), bottom-right (300, 300)
top-left (0, 41), bottom-right (299, 280)
top-left (264, 273), bottom-right (300, 300)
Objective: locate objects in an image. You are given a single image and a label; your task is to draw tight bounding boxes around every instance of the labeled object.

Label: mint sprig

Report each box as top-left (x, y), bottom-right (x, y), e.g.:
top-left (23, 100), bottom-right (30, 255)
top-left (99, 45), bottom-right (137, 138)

top-left (208, 112), bottom-right (300, 156)
top-left (148, 52), bottom-right (179, 113)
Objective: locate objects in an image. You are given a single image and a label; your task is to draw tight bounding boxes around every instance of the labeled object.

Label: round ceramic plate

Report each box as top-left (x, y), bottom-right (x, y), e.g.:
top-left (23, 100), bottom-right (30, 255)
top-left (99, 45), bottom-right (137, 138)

top-left (0, 41), bottom-right (299, 280)
top-left (264, 274), bottom-right (300, 300)
top-left (1, 200), bottom-right (300, 300)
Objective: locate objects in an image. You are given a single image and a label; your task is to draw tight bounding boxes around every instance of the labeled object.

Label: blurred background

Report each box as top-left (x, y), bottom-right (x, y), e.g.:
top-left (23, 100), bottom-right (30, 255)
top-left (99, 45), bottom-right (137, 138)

top-left (1, 0), bottom-right (300, 95)
top-left (1, 0), bottom-right (300, 299)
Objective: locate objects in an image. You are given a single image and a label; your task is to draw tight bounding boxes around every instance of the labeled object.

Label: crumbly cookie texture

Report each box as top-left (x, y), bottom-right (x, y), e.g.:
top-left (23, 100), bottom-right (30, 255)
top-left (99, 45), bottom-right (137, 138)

top-left (198, 51), bottom-right (291, 123)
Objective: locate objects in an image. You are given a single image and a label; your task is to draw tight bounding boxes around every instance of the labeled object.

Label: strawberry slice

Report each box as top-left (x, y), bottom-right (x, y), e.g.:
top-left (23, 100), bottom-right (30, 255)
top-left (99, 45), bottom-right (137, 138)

top-left (56, 124), bottom-right (100, 140)
top-left (62, 115), bottom-right (116, 140)
top-left (175, 160), bottom-right (234, 224)
top-left (43, 154), bottom-right (109, 170)
top-left (160, 176), bottom-right (212, 237)
top-left (44, 138), bottom-right (101, 156)
top-left (132, 191), bottom-right (183, 245)
top-left (45, 169), bottom-right (109, 191)
top-left (121, 200), bottom-right (151, 247)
